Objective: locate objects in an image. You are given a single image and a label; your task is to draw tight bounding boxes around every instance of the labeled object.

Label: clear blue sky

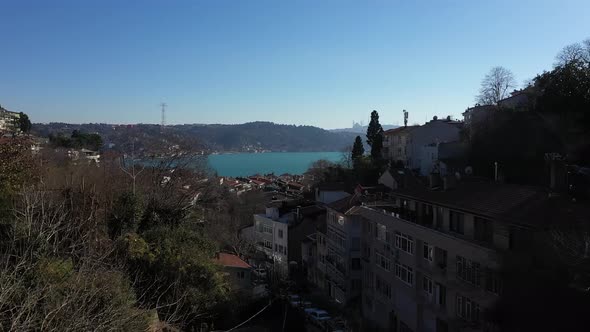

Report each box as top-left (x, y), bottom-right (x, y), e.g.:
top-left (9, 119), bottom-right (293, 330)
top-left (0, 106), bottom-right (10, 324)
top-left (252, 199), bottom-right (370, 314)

top-left (1, 0), bottom-right (589, 129)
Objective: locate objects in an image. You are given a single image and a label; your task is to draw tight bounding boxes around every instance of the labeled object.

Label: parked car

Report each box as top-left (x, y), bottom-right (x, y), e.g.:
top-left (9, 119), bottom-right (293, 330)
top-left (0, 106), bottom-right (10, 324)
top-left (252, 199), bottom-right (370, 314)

top-left (305, 308), bottom-right (331, 323)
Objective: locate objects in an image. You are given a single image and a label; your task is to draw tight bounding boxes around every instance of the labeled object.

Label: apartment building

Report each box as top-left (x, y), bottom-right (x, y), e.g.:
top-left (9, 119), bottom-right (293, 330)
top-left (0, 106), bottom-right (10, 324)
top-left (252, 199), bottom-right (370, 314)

top-left (301, 220), bottom-right (328, 292)
top-left (383, 119), bottom-right (461, 173)
top-left (252, 202), bottom-right (291, 276)
top-left (323, 195), bottom-right (363, 304)
top-left (0, 107), bottom-right (20, 133)
top-left (350, 179), bottom-right (570, 332)
top-left (382, 126), bottom-right (416, 164)
top-left (251, 200), bottom-right (324, 277)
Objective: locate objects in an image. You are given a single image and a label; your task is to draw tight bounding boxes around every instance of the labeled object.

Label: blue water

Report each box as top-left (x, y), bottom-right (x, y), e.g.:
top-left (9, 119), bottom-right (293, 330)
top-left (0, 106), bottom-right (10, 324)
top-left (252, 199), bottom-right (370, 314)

top-left (207, 152), bottom-right (343, 177)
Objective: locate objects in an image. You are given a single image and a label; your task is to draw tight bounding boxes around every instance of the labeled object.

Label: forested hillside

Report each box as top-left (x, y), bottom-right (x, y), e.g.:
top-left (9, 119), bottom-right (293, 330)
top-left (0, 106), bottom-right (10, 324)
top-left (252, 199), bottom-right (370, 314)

top-left (32, 121), bottom-right (357, 153)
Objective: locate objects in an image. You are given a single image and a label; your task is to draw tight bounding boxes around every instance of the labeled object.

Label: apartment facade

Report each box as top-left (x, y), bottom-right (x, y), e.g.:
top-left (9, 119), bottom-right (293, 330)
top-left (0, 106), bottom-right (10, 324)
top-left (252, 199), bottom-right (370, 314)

top-left (348, 179), bottom-right (556, 332)
top-left (251, 201), bottom-right (324, 277)
top-left (0, 108), bottom-right (20, 133)
top-left (406, 119), bottom-right (462, 172)
top-left (252, 204), bottom-right (291, 276)
top-left (323, 196), bottom-right (363, 304)
top-left (382, 126), bottom-right (416, 164)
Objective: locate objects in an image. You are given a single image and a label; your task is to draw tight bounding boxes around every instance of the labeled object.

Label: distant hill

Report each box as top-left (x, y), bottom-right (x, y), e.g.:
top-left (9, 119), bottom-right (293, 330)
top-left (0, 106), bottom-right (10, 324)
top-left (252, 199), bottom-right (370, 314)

top-left (329, 123), bottom-right (399, 134)
top-left (32, 122), bottom-right (358, 153)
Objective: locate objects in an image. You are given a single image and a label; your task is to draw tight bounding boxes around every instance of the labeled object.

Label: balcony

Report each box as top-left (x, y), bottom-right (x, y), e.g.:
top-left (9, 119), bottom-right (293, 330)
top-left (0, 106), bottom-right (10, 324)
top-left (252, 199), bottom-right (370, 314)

top-left (326, 256), bottom-right (346, 276)
top-left (417, 259), bottom-right (447, 279)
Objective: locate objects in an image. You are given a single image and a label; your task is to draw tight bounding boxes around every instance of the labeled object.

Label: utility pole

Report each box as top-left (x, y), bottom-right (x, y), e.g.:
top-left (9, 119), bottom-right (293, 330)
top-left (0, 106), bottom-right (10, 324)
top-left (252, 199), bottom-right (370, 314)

top-left (403, 109), bottom-right (408, 127)
top-left (160, 102), bottom-right (167, 131)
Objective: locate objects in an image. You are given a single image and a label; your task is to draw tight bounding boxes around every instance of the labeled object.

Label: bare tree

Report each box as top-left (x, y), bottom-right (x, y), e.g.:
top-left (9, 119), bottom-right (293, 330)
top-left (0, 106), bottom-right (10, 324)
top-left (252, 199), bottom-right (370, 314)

top-left (339, 144), bottom-right (353, 169)
top-left (476, 66), bottom-right (516, 105)
top-left (554, 39), bottom-right (590, 66)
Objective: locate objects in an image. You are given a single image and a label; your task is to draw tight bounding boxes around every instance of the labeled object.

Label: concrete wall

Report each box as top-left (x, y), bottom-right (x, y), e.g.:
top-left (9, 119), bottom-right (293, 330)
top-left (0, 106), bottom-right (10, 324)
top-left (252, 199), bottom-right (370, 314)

top-left (224, 266), bottom-right (252, 291)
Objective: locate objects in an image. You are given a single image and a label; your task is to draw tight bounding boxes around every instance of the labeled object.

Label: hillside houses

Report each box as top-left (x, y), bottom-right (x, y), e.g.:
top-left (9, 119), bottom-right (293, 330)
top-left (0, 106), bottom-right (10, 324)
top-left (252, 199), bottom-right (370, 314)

top-left (0, 107), bottom-right (21, 134)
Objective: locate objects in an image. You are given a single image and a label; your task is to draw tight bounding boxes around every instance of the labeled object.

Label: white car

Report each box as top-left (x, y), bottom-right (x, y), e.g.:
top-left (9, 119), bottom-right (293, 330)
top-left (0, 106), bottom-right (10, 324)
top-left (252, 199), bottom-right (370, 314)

top-left (305, 308), bottom-right (331, 322)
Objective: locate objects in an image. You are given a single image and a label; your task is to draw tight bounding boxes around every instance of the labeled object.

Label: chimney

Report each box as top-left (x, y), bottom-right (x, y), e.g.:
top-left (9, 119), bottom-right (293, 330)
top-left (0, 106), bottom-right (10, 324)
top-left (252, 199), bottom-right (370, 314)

top-left (494, 162), bottom-right (498, 182)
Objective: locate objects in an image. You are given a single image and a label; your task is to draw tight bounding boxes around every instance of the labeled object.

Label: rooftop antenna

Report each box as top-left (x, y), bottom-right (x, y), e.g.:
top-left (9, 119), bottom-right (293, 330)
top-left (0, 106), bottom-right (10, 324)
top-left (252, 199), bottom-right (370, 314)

top-left (403, 109), bottom-right (408, 127)
top-left (160, 102), bottom-right (167, 130)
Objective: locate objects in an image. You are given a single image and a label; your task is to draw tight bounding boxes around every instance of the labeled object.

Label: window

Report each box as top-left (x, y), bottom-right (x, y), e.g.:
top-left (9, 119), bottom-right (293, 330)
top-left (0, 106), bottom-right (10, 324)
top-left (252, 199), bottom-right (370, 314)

top-left (375, 276), bottom-right (391, 299)
top-left (264, 240), bottom-right (272, 249)
top-left (383, 281), bottom-right (392, 299)
top-left (395, 263), bottom-right (414, 286)
top-left (237, 271), bottom-right (245, 279)
top-left (423, 242), bottom-right (433, 262)
top-left (421, 204), bottom-right (434, 226)
top-left (456, 295), bottom-right (480, 322)
top-left (474, 217), bottom-right (493, 243)
top-left (423, 276), bottom-right (434, 298)
top-left (278, 229), bottom-right (284, 239)
top-left (395, 231), bottom-right (414, 255)
top-left (376, 252), bottom-right (391, 271)
top-left (456, 256), bottom-right (481, 286)
top-left (435, 207), bottom-right (444, 229)
top-left (485, 269), bottom-right (502, 295)
top-left (376, 223), bottom-right (387, 241)
top-left (436, 283), bottom-right (446, 308)
top-left (449, 211), bottom-right (464, 234)
top-left (351, 258), bottom-right (361, 270)
top-left (435, 247), bottom-right (447, 269)
top-left (263, 224), bottom-right (273, 234)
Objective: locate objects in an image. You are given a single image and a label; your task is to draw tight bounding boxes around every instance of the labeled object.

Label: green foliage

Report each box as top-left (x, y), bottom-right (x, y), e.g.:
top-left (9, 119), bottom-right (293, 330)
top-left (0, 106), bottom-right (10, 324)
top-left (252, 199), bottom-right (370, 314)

top-left (534, 59), bottom-right (590, 164)
top-left (351, 136), bottom-right (364, 169)
top-left (18, 112), bottom-right (32, 132)
top-left (366, 110), bottom-right (384, 162)
top-left (128, 225), bottom-right (229, 328)
top-left (49, 130), bottom-right (103, 150)
top-left (467, 111), bottom-right (563, 184)
top-left (108, 192), bottom-right (143, 238)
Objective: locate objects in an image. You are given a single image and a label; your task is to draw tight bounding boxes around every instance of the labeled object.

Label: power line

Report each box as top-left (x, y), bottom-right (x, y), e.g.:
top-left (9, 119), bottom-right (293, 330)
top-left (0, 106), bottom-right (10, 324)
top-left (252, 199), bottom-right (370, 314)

top-left (224, 300), bottom-right (273, 332)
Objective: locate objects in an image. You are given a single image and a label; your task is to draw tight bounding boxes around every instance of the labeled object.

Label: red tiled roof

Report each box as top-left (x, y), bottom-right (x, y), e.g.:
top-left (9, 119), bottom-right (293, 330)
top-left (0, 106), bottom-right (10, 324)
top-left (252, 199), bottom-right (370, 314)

top-left (214, 253), bottom-right (251, 269)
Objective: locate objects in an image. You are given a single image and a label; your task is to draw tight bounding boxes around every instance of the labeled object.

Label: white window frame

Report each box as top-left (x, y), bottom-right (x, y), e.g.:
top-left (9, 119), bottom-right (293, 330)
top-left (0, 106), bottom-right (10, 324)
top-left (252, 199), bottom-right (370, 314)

top-left (423, 242), bottom-right (434, 262)
top-left (395, 263), bottom-right (414, 286)
top-left (376, 223), bottom-right (387, 242)
top-left (395, 231), bottom-right (415, 255)
top-left (375, 252), bottom-right (391, 272)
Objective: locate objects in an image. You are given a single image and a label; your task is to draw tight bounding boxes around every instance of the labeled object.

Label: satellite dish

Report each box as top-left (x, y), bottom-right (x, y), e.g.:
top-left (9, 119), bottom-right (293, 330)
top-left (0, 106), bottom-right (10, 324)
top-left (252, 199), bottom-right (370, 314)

top-left (465, 166), bottom-right (473, 175)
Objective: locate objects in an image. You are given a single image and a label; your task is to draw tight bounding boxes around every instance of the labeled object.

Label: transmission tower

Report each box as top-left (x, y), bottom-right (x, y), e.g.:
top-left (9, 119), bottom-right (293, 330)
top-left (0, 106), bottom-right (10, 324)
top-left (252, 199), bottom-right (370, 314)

top-left (160, 102), bottom-right (167, 128)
